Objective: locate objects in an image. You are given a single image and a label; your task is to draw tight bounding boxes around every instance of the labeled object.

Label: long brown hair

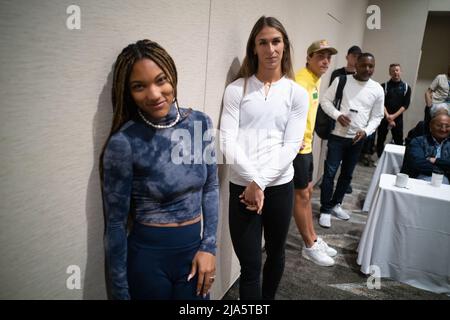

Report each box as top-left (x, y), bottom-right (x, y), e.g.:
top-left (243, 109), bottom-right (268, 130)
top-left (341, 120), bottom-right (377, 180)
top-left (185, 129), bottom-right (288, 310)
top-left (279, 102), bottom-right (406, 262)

top-left (236, 16), bottom-right (294, 81)
top-left (100, 39), bottom-right (178, 180)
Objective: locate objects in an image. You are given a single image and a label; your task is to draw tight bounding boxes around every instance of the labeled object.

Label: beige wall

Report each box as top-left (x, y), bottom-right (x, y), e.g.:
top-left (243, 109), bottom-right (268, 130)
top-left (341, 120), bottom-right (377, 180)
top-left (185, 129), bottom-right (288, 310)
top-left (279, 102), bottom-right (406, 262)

top-left (413, 13), bottom-right (450, 129)
top-left (429, 0), bottom-right (450, 11)
top-left (1, 0), bottom-right (414, 300)
top-left (0, 0), bottom-right (211, 300)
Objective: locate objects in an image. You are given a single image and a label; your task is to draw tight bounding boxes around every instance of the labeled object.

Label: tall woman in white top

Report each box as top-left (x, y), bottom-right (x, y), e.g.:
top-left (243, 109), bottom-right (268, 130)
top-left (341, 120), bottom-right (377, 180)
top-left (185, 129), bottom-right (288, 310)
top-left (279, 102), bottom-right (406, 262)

top-left (220, 16), bottom-right (309, 300)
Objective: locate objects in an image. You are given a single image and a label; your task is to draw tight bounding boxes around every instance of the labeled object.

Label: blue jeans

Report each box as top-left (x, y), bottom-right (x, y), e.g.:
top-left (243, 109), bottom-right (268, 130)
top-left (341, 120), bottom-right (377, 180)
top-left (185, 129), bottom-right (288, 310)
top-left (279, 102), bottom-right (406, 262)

top-left (320, 134), bottom-right (364, 213)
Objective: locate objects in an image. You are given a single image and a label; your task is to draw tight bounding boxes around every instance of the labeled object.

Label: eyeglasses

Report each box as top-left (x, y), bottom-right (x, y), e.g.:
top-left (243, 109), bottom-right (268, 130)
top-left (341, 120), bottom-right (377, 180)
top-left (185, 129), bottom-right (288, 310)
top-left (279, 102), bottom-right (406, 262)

top-left (432, 124), bottom-right (449, 130)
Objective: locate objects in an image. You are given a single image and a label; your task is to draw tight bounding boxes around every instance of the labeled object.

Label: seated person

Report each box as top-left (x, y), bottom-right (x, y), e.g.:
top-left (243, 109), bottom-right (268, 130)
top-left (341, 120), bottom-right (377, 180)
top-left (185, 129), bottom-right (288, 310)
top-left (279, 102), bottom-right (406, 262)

top-left (401, 111), bottom-right (450, 184)
top-left (424, 102), bottom-right (450, 130)
top-left (405, 103), bottom-right (449, 146)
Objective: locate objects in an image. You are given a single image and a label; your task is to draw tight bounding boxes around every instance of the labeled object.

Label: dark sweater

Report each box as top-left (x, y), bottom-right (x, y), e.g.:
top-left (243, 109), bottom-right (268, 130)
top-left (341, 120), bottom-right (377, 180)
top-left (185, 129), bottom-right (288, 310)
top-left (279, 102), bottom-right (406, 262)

top-left (380, 79), bottom-right (411, 120)
top-left (402, 134), bottom-right (450, 179)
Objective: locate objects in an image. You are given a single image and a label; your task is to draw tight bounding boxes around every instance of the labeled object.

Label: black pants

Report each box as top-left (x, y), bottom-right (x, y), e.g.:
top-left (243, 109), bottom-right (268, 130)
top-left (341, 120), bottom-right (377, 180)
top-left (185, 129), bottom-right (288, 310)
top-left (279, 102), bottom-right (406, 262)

top-left (228, 181), bottom-right (293, 300)
top-left (376, 118), bottom-right (404, 157)
top-left (361, 132), bottom-right (376, 155)
top-left (127, 222), bottom-right (205, 300)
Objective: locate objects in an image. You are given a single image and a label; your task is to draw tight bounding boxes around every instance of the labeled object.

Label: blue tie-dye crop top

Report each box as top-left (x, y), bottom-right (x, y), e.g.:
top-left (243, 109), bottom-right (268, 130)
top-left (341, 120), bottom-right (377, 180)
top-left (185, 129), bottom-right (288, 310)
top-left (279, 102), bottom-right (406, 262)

top-left (102, 105), bottom-right (219, 299)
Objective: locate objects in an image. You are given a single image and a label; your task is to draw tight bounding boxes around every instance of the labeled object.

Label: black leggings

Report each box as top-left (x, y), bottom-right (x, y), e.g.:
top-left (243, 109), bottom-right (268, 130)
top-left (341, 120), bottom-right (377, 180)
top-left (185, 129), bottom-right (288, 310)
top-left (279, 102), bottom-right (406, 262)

top-left (127, 222), bottom-right (205, 300)
top-left (228, 181), bottom-right (293, 300)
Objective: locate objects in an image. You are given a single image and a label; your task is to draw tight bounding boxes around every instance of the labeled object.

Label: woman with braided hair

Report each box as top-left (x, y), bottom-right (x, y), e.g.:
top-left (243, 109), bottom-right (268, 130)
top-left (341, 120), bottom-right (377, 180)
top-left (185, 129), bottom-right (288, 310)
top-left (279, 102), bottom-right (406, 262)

top-left (100, 39), bottom-right (218, 300)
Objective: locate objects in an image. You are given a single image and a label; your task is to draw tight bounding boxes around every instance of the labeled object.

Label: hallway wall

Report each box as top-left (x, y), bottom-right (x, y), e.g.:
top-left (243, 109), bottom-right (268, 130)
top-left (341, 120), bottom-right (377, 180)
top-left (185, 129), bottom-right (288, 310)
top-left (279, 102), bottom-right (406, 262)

top-left (413, 13), bottom-right (450, 129)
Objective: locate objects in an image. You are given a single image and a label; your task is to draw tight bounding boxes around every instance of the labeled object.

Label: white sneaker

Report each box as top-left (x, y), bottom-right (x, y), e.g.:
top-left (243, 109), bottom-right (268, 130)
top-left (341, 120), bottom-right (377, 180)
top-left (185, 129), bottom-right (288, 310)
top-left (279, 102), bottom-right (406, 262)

top-left (319, 213), bottom-right (331, 228)
top-left (332, 204), bottom-right (350, 220)
top-left (317, 237), bottom-right (337, 257)
top-left (302, 242), bottom-right (335, 267)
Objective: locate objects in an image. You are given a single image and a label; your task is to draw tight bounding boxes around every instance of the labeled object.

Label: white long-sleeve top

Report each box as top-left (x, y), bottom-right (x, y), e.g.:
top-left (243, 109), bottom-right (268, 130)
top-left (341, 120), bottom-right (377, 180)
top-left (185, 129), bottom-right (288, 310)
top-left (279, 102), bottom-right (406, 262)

top-left (320, 75), bottom-right (384, 138)
top-left (220, 75), bottom-right (309, 190)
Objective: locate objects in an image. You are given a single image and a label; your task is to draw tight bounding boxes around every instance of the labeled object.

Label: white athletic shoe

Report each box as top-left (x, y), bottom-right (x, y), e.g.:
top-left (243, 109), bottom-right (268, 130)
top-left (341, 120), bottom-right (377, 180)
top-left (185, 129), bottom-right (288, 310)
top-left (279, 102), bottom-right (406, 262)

top-left (317, 237), bottom-right (337, 257)
top-left (319, 213), bottom-right (331, 228)
top-left (302, 242), bottom-right (335, 267)
top-left (332, 204), bottom-right (350, 220)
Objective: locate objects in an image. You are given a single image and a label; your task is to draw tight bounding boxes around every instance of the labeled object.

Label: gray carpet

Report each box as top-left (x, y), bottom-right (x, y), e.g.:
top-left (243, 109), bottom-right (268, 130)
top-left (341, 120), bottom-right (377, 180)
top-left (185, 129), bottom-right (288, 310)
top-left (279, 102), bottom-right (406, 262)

top-left (222, 163), bottom-right (449, 300)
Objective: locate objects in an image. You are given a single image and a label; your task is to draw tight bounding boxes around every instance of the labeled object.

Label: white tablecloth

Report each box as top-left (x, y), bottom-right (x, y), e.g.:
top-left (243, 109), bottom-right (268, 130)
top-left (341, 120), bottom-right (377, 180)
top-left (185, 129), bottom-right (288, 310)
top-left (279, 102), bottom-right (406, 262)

top-left (363, 144), bottom-right (405, 212)
top-left (357, 174), bottom-right (450, 294)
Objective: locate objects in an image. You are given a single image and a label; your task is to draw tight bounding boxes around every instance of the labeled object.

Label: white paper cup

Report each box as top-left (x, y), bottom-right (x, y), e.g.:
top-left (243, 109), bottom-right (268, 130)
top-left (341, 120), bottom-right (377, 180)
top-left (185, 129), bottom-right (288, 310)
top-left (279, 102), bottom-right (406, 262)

top-left (395, 173), bottom-right (409, 188)
top-left (431, 173), bottom-right (444, 187)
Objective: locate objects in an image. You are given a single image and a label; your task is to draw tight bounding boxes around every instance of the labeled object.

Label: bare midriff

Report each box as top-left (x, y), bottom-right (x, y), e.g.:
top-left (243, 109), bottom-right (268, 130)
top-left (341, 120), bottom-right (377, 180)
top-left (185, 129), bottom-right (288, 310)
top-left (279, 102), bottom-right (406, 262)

top-left (139, 214), bottom-right (201, 227)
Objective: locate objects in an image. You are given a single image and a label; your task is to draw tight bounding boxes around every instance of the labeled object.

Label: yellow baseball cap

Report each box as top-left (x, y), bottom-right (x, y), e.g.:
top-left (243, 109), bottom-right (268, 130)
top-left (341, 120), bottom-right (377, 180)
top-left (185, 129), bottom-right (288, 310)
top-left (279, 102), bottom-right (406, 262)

top-left (307, 40), bottom-right (338, 56)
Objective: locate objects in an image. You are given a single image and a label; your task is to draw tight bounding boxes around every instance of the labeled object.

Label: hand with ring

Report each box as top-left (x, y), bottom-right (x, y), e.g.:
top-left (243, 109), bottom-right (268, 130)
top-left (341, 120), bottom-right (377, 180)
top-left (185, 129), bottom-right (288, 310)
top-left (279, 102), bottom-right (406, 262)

top-left (188, 251), bottom-right (216, 298)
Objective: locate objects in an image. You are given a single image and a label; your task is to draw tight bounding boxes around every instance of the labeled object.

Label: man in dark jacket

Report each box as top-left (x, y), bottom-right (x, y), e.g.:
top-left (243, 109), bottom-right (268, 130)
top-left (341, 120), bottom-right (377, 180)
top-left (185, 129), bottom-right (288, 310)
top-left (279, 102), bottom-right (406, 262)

top-left (402, 112), bottom-right (450, 184)
top-left (376, 63), bottom-right (411, 158)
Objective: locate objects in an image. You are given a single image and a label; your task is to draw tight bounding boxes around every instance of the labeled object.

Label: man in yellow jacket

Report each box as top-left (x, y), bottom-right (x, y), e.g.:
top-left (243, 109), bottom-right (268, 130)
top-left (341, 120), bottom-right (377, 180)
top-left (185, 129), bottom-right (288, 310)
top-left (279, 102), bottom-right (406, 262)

top-left (293, 40), bottom-right (337, 266)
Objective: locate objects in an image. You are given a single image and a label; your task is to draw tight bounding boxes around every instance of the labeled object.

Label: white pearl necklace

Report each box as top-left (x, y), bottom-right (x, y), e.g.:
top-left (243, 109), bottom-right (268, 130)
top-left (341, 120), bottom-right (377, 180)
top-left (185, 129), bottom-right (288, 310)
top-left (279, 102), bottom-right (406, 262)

top-left (138, 105), bottom-right (180, 129)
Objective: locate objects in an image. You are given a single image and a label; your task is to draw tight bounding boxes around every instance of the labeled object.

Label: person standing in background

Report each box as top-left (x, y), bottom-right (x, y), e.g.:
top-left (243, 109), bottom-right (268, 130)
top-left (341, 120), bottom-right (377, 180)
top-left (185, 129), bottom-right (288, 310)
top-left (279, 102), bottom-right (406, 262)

top-left (425, 65), bottom-right (450, 108)
top-left (292, 40), bottom-right (338, 267)
top-left (329, 45), bottom-right (362, 84)
top-left (424, 66), bottom-right (450, 129)
top-left (328, 45), bottom-right (362, 190)
top-left (318, 53), bottom-right (384, 229)
top-left (375, 63), bottom-right (411, 159)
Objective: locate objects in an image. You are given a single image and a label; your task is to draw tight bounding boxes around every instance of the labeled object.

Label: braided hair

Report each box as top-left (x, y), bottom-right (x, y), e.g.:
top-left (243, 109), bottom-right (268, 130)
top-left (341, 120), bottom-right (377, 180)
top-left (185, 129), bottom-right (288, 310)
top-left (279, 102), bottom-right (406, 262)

top-left (100, 39), bottom-right (178, 180)
top-left (110, 39), bottom-right (178, 134)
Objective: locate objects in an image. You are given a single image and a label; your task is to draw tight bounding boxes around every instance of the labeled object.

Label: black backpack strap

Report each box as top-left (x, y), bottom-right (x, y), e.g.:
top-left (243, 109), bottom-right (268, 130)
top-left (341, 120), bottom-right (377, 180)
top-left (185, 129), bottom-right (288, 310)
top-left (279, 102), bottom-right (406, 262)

top-left (333, 74), bottom-right (347, 111)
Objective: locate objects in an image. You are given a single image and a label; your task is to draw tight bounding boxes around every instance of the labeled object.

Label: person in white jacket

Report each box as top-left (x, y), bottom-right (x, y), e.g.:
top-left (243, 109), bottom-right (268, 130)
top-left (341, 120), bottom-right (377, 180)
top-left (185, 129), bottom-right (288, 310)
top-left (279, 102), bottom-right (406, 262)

top-left (219, 16), bottom-right (308, 299)
top-left (318, 53), bottom-right (384, 228)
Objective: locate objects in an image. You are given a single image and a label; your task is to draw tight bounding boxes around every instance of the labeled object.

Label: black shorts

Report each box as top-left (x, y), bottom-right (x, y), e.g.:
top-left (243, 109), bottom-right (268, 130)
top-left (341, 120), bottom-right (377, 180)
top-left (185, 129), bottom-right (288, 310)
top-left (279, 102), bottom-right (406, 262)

top-left (293, 153), bottom-right (313, 189)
